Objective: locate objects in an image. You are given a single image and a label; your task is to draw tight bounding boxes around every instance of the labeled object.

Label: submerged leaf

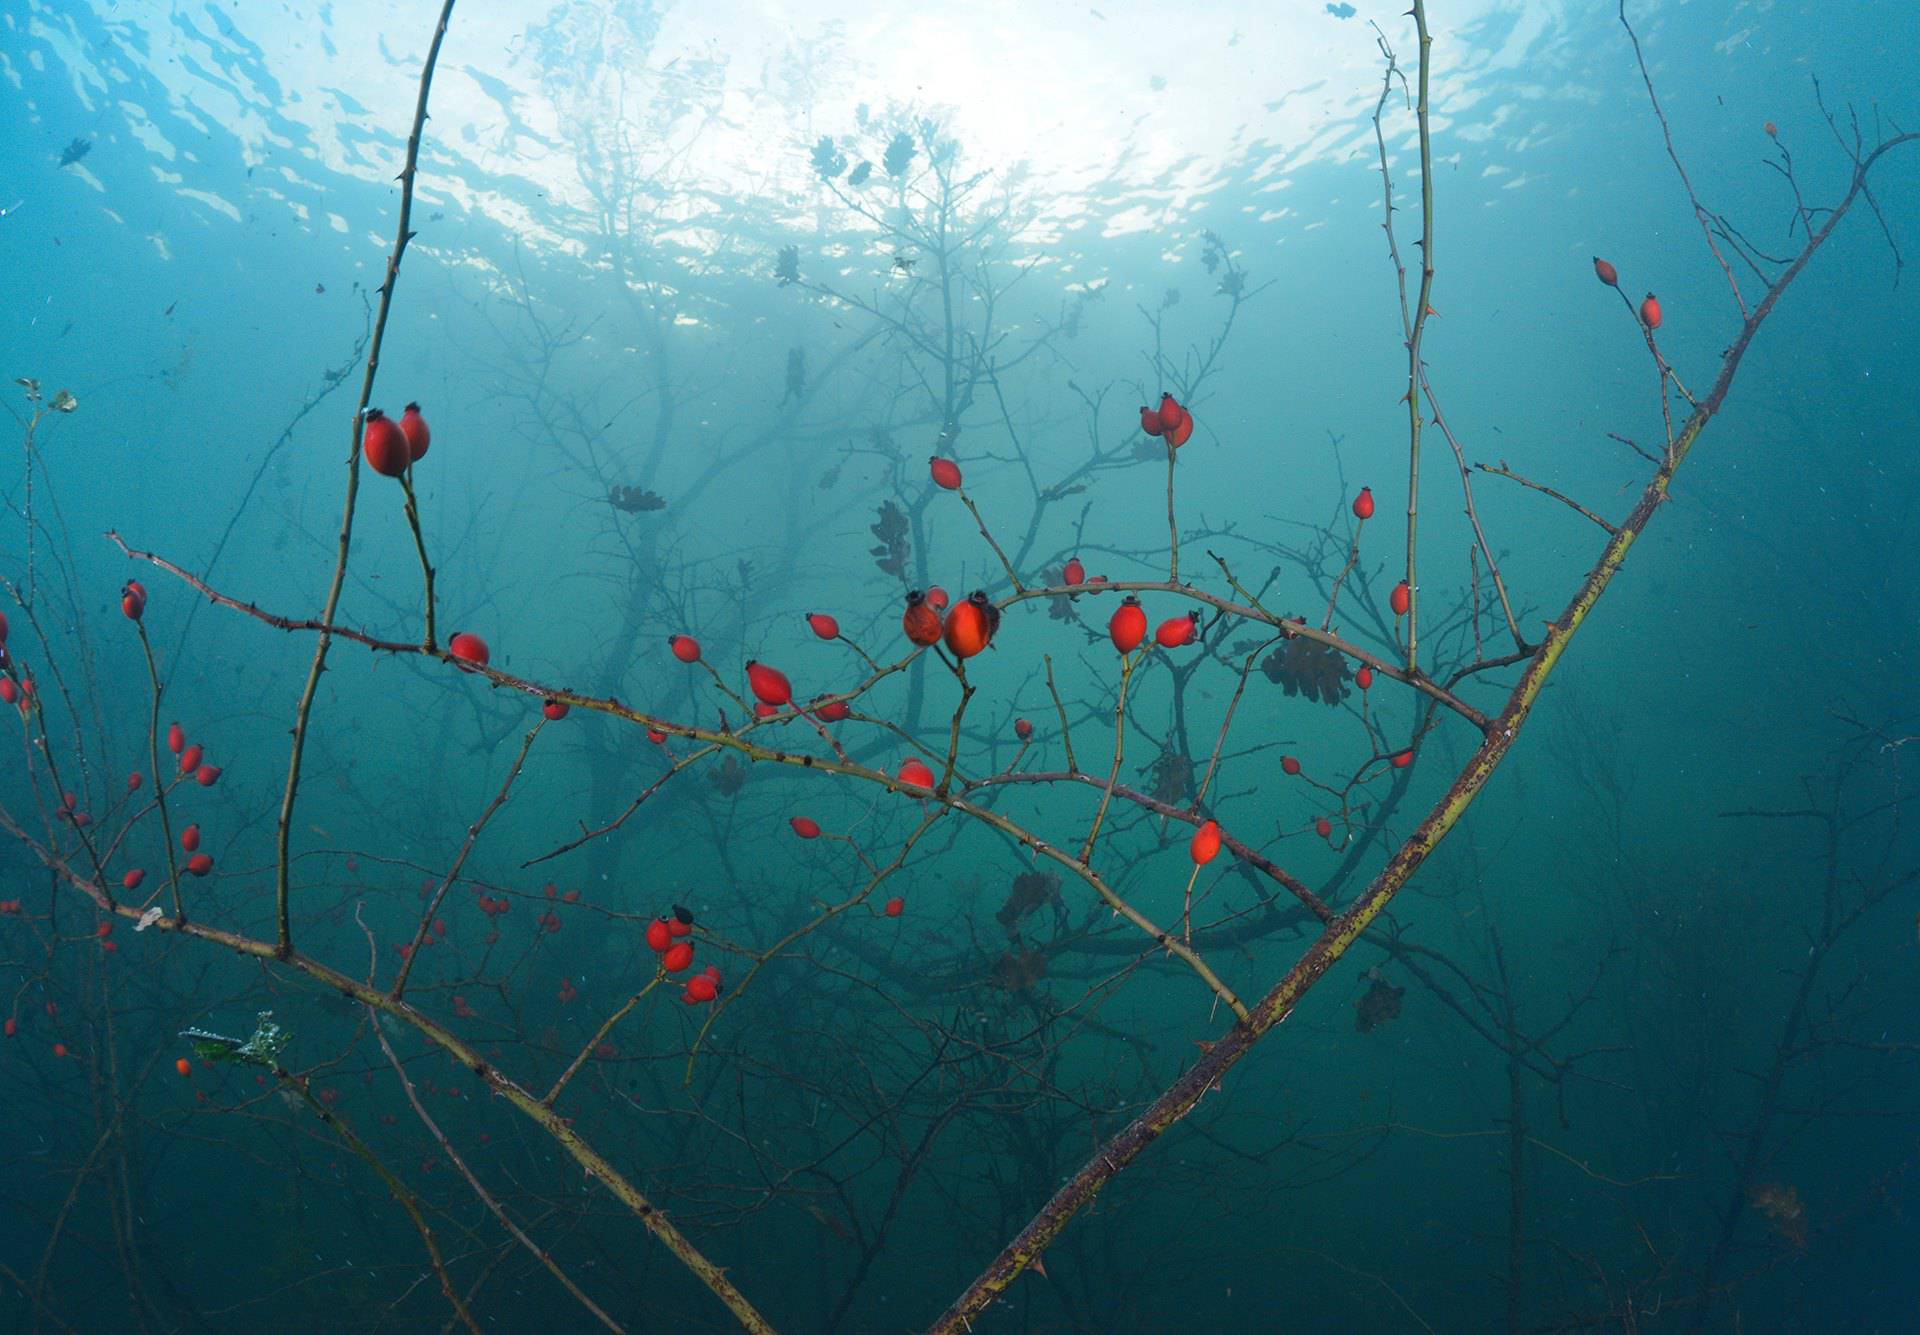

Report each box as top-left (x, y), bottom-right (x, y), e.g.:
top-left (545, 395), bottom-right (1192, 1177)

top-left (1261, 631), bottom-right (1351, 706)
top-left (609, 485), bottom-right (665, 513)
top-left (1355, 976), bottom-right (1404, 1033)
top-left (180, 1010), bottom-right (290, 1068)
top-left (883, 131), bottom-right (915, 178)
top-left (810, 136), bottom-right (847, 180)
top-left (869, 500), bottom-right (909, 576)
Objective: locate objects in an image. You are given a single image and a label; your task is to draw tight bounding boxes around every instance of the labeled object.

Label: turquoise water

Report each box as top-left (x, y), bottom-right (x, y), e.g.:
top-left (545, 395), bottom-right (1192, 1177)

top-left (2, 1), bottom-right (1917, 1329)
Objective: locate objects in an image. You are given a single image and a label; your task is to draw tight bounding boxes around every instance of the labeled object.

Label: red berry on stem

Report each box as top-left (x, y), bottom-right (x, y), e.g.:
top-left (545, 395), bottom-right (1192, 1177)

top-left (1014, 718), bottom-right (1033, 741)
top-left (645, 919), bottom-right (672, 952)
top-left (806, 612), bottom-right (840, 639)
top-left (929, 456), bottom-right (963, 489)
top-left (542, 698), bottom-right (569, 720)
top-left (1352, 487), bottom-right (1374, 521)
top-left (1190, 819), bottom-right (1222, 865)
top-left (669, 634), bottom-right (701, 663)
top-left (1639, 292), bottom-right (1662, 330)
top-left (746, 661), bottom-right (792, 707)
top-left (897, 758), bottom-right (935, 790)
top-left (884, 896), bottom-right (905, 918)
top-left (1390, 581), bottom-right (1411, 617)
top-left (449, 632), bottom-right (490, 671)
top-left (941, 596), bottom-right (993, 659)
top-left (1281, 756), bottom-right (1301, 776)
top-left (1109, 596), bottom-right (1147, 653)
top-left (1592, 256), bottom-right (1618, 287)
top-left (790, 816), bottom-right (821, 839)
top-left (398, 402), bottom-right (431, 461)
top-left (902, 591), bottom-right (943, 646)
top-left (1166, 408), bottom-right (1194, 448)
top-left (1156, 393), bottom-right (1183, 434)
top-left (1355, 665), bottom-right (1374, 690)
top-left (361, 409), bottom-right (411, 478)
top-left (1154, 613), bottom-right (1198, 648)
top-left (661, 942), bottom-right (694, 973)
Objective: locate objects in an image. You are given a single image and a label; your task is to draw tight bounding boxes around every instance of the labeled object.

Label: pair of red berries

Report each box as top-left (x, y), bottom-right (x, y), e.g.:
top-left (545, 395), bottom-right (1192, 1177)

top-left (1107, 598), bottom-right (1200, 653)
top-left (362, 403), bottom-right (431, 478)
top-left (1592, 258), bottom-right (1663, 330)
top-left (901, 589), bottom-right (1000, 660)
top-left (1139, 393), bottom-right (1195, 447)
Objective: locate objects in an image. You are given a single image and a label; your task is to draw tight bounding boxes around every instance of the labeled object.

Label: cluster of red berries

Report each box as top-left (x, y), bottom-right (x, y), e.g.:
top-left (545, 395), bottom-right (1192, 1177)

top-left (646, 906), bottom-right (722, 1003)
top-left (168, 720), bottom-right (223, 788)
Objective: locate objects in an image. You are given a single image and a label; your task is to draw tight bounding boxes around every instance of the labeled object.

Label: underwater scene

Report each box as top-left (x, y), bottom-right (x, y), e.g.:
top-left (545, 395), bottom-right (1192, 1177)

top-left (2, 0), bottom-right (1918, 1330)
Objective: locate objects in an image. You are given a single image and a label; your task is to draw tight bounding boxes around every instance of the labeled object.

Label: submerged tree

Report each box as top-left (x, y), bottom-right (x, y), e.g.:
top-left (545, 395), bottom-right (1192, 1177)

top-left (0, 1), bottom-right (1915, 1331)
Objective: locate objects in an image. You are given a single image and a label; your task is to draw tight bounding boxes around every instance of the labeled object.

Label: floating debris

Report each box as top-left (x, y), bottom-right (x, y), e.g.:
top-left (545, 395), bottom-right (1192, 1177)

top-left (1355, 968), bottom-right (1404, 1033)
top-left (1262, 632), bottom-right (1351, 706)
top-left (609, 484), bottom-right (665, 513)
top-left (1147, 749), bottom-right (1194, 807)
top-left (883, 131), bottom-right (915, 178)
top-left (782, 347), bottom-right (806, 403)
top-left (995, 871), bottom-right (1062, 936)
top-left (1751, 1182), bottom-right (1807, 1248)
top-left (869, 501), bottom-right (909, 577)
top-left (810, 135), bottom-right (847, 180)
top-left (706, 754), bottom-right (747, 797)
top-left (992, 947), bottom-right (1049, 993)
